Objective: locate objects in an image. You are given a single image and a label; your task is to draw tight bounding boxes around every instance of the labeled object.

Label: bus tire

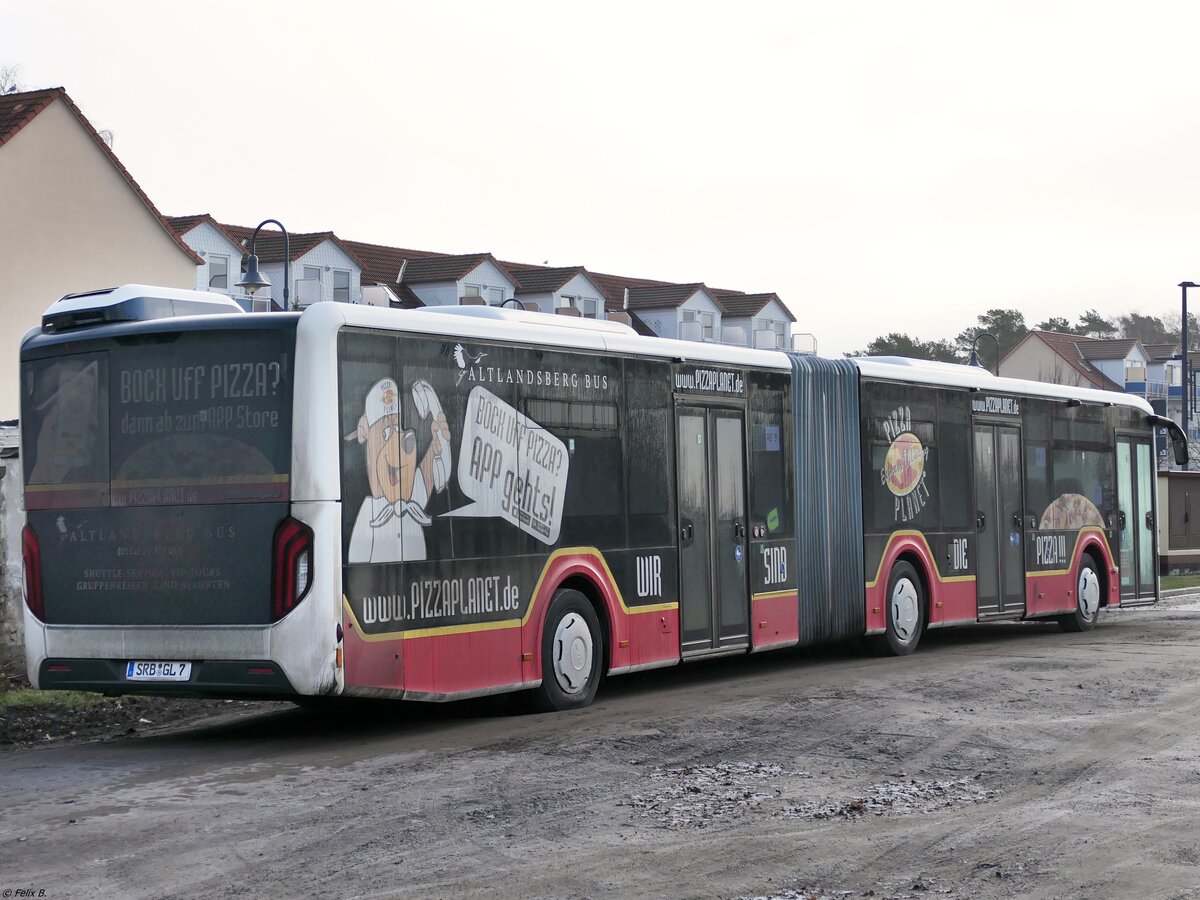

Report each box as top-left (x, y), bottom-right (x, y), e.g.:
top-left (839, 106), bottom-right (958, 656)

top-left (1059, 553), bottom-right (1102, 633)
top-left (527, 589), bottom-right (603, 712)
top-left (884, 560), bottom-right (925, 656)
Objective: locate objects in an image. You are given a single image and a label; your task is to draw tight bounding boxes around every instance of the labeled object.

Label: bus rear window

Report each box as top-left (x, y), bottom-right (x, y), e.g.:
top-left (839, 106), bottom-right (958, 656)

top-left (24, 353), bottom-right (108, 490)
top-left (23, 330), bottom-right (293, 508)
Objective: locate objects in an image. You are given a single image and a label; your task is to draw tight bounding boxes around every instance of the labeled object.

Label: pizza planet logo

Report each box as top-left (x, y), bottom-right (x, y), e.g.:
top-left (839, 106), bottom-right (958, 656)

top-left (880, 405), bottom-right (931, 522)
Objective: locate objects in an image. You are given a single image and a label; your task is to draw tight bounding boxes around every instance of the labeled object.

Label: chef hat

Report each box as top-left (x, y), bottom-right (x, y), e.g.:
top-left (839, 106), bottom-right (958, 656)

top-left (363, 378), bottom-right (400, 426)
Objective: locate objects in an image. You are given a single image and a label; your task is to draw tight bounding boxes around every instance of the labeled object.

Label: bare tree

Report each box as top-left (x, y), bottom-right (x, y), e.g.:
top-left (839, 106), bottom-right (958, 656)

top-left (0, 64), bottom-right (24, 94)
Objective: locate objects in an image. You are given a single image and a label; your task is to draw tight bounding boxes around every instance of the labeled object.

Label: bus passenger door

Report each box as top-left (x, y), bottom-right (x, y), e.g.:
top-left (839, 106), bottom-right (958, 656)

top-left (676, 406), bottom-right (750, 653)
top-left (1117, 436), bottom-right (1156, 603)
top-left (974, 423), bottom-right (1026, 618)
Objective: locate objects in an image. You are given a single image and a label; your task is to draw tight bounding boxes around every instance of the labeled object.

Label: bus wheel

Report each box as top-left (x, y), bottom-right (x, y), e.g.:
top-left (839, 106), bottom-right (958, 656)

top-left (884, 561), bottom-right (925, 656)
top-left (527, 589), bottom-right (603, 712)
top-left (1059, 554), bottom-right (1102, 633)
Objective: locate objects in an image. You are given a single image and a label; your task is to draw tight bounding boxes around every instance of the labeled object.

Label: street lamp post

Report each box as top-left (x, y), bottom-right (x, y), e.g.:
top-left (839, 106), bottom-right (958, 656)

top-left (236, 219), bottom-right (290, 310)
top-left (967, 332), bottom-right (999, 375)
top-left (1179, 282), bottom-right (1197, 443)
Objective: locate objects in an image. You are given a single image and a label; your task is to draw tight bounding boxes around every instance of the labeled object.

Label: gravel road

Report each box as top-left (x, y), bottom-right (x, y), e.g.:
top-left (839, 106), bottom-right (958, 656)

top-left (4, 596), bottom-right (1200, 899)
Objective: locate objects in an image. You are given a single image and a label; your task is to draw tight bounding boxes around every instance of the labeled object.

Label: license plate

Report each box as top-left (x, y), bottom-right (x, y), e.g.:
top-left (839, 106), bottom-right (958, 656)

top-left (125, 661), bottom-right (192, 682)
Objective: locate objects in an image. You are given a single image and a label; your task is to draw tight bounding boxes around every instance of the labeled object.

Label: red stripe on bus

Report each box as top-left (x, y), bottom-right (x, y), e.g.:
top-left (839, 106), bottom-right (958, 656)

top-left (518, 550), bottom-right (678, 681)
top-left (342, 603), bottom-right (404, 695)
top-left (1025, 533), bottom-right (1117, 616)
top-left (752, 592), bottom-right (800, 650)
top-left (341, 550), bottom-right (682, 697)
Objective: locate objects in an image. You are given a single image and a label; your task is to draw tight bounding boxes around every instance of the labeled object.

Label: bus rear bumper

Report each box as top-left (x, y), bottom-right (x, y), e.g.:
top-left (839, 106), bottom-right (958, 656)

top-left (37, 658), bottom-right (298, 698)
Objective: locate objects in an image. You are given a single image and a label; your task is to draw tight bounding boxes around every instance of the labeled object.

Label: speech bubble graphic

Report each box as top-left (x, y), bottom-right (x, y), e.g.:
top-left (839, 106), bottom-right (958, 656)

top-left (440, 386), bottom-right (569, 544)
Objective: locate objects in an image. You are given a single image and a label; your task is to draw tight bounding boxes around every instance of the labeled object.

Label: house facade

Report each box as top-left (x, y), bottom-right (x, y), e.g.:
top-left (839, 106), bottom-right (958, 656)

top-left (0, 88), bottom-right (200, 417)
top-left (1000, 330), bottom-right (1200, 455)
top-left (216, 225), bottom-right (364, 310)
top-left (397, 254), bottom-right (517, 308)
top-left (713, 291), bottom-right (795, 348)
top-left (167, 214), bottom-right (248, 301)
top-left (999, 331), bottom-right (1124, 391)
top-left (505, 265), bottom-right (607, 317)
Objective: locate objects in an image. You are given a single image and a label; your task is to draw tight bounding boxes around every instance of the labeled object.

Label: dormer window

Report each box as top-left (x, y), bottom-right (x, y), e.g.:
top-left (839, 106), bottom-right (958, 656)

top-left (333, 269), bottom-right (351, 303)
top-left (208, 254), bottom-right (229, 290)
top-left (558, 296), bottom-right (600, 318)
top-left (682, 309), bottom-right (716, 339)
top-left (756, 317), bottom-right (787, 348)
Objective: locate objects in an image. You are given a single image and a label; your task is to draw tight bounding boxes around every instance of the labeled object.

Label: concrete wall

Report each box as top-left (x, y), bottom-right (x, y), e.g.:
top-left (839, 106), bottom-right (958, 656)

top-left (0, 98), bottom-right (199, 418)
top-left (0, 450), bottom-right (23, 667)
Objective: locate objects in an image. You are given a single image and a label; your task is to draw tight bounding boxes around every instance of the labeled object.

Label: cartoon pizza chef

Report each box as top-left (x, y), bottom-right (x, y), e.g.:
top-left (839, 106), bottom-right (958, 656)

top-left (347, 377), bottom-right (451, 563)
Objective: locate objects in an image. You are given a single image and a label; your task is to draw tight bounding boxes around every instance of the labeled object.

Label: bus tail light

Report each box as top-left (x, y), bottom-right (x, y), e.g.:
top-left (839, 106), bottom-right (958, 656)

top-left (272, 517), bottom-right (314, 621)
top-left (22, 525), bottom-right (45, 620)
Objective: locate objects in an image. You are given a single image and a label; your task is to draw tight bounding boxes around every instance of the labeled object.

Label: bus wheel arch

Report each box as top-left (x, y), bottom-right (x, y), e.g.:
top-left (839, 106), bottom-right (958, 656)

top-left (1084, 542), bottom-right (1111, 609)
top-left (884, 553), bottom-right (928, 656)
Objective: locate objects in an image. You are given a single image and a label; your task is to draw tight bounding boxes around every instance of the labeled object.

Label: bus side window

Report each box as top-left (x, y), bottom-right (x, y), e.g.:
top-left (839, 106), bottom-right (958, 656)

top-left (624, 358), bottom-right (674, 548)
top-left (861, 383), bottom-right (937, 530)
top-left (750, 371), bottom-right (793, 537)
top-left (521, 350), bottom-right (625, 550)
top-left (937, 392), bottom-right (971, 530)
top-left (1051, 409), bottom-right (1114, 517)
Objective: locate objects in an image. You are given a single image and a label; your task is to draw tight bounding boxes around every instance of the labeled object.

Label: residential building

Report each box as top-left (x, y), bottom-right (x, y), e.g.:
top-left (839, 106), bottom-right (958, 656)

top-left (166, 214), bottom-right (248, 301)
top-left (1000, 329), bottom-right (1200, 451)
top-left (163, 226), bottom-right (798, 347)
top-left (341, 239), bottom-right (444, 308)
top-left (590, 274), bottom-right (726, 341)
top-left (712, 290), bottom-right (795, 348)
top-left (393, 253), bottom-right (518, 308)
top-left (504, 264), bottom-right (607, 318)
top-left (999, 331), bottom-right (1125, 391)
top-left (217, 224), bottom-right (365, 309)
top-left (0, 87), bottom-right (200, 417)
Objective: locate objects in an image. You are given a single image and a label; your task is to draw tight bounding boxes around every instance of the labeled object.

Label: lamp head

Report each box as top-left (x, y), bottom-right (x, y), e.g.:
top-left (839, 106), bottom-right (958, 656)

top-left (236, 254), bottom-right (271, 296)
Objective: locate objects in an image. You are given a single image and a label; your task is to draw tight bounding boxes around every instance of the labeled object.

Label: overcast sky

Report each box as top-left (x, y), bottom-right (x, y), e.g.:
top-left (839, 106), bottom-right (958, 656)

top-left (5, 1), bottom-right (1200, 356)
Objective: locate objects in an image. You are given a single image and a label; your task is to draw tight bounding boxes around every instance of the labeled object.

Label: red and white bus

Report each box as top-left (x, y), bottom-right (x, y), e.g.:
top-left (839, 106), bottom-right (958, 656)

top-left (20, 285), bottom-right (1186, 709)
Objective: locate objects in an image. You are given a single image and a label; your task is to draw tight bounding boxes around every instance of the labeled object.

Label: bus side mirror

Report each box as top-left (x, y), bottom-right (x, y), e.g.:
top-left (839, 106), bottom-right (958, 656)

top-left (1149, 415), bottom-right (1189, 467)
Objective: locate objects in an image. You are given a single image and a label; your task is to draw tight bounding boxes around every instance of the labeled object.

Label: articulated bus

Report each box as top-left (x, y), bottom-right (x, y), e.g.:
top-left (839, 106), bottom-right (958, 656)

top-left (20, 286), bottom-right (1187, 710)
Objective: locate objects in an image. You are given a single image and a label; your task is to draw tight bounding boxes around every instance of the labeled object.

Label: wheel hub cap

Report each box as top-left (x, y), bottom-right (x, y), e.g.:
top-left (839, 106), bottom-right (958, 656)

top-left (553, 613), bottom-right (593, 695)
top-left (1079, 567), bottom-right (1100, 620)
top-left (891, 578), bottom-right (919, 641)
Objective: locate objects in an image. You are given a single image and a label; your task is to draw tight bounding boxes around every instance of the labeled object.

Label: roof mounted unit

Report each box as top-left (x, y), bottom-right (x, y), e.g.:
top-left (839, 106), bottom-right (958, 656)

top-left (42, 284), bottom-right (246, 333)
top-left (422, 304), bottom-right (635, 335)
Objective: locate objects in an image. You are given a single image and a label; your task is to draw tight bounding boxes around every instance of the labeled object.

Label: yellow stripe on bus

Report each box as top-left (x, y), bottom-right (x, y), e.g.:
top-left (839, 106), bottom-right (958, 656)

top-left (343, 546), bottom-right (678, 643)
top-left (864, 526), bottom-right (1113, 589)
top-left (752, 590), bottom-right (797, 601)
top-left (111, 474), bottom-right (290, 488)
top-left (864, 530), bottom-right (977, 589)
